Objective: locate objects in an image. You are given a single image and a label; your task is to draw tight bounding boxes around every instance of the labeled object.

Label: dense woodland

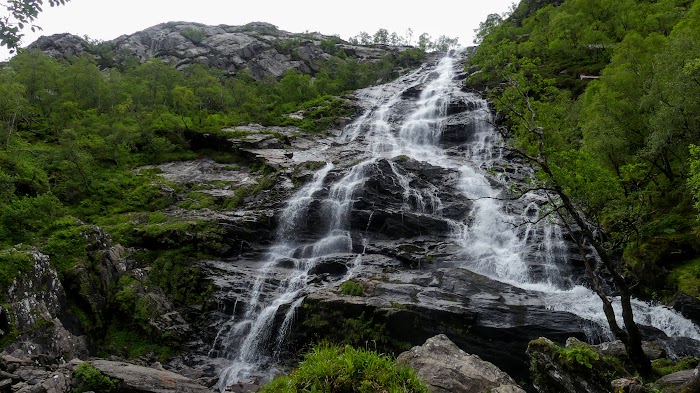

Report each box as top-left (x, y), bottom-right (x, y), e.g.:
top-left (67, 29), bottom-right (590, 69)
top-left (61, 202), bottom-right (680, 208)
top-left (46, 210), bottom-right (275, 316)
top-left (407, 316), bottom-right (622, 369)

top-left (469, 0), bottom-right (700, 304)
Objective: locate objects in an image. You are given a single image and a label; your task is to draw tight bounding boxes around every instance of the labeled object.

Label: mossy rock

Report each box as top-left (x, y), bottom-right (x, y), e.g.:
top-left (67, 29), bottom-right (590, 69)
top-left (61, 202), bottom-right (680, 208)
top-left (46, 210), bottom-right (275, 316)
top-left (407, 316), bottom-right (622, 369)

top-left (528, 337), bottom-right (631, 393)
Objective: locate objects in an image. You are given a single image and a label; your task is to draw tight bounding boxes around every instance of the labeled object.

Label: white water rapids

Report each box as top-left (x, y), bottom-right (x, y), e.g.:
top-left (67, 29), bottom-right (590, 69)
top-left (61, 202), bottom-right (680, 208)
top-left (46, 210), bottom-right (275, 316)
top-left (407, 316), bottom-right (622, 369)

top-left (212, 51), bottom-right (700, 391)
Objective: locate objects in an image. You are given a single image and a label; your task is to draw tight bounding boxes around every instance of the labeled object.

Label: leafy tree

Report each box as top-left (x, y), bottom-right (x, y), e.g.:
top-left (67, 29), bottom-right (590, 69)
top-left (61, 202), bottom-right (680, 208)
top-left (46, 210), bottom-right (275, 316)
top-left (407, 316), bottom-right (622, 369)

top-left (405, 27), bottom-right (414, 46)
top-left (467, 0), bottom-right (700, 377)
top-left (475, 13), bottom-right (503, 44)
top-left (432, 35), bottom-right (459, 52)
top-left (490, 66), bottom-right (652, 375)
top-left (0, 76), bottom-right (27, 147)
top-left (690, 145), bottom-right (700, 220)
top-left (372, 28), bottom-right (389, 45)
top-left (353, 31), bottom-right (372, 45)
top-left (0, 0), bottom-right (69, 52)
top-left (417, 33), bottom-right (431, 52)
top-left (172, 85), bottom-right (196, 129)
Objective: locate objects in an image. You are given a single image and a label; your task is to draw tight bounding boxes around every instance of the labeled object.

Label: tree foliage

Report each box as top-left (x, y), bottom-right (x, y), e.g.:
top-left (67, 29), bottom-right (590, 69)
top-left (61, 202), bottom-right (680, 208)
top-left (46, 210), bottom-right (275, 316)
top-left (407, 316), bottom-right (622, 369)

top-left (0, 0), bottom-right (69, 52)
top-left (0, 41), bottom-right (425, 248)
top-left (468, 0), bottom-right (700, 376)
top-left (349, 27), bottom-right (460, 52)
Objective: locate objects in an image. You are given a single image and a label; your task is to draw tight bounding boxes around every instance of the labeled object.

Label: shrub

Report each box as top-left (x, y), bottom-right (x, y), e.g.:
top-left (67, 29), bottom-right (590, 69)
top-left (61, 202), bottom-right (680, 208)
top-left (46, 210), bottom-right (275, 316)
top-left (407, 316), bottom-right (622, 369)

top-left (339, 280), bottom-right (364, 296)
top-left (667, 257), bottom-right (700, 299)
top-left (0, 249), bottom-right (33, 294)
top-left (560, 344), bottom-right (599, 369)
top-left (259, 344), bottom-right (429, 393)
top-left (652, 357), bottom-right (699, 377)
top-left (72, 362), bottom-right (119, 392)
top-left (180, 27), bottom-right (206, 44)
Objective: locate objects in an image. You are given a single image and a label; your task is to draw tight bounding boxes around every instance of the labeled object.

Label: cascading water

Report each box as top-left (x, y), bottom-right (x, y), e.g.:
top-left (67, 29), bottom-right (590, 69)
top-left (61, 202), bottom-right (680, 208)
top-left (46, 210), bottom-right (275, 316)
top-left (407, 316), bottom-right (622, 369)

top-left (212, 51), bottom-right (700, 390)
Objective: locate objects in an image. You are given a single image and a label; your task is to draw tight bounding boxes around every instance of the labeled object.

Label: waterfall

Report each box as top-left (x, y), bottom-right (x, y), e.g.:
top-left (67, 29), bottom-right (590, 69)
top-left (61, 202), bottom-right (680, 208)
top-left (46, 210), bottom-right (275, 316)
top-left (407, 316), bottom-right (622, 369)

top-left (212, 51), bottom-right (700, 390)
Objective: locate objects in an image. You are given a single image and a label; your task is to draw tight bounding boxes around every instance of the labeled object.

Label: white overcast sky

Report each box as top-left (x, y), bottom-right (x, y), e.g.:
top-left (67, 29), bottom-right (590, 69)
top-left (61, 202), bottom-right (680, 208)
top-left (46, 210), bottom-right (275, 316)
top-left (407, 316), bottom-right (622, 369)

top-left (1, 0), bottom-right (517, 61)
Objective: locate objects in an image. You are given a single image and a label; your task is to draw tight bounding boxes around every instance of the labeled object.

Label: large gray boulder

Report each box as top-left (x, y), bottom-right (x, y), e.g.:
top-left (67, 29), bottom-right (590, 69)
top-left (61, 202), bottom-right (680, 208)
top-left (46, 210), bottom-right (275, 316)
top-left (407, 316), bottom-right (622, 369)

top-left (88, 360), bottom-right (215, 393)
top-left (654, 365), bottom-right (700, 392)
top-left (398, 334), bottom-right (525, 393)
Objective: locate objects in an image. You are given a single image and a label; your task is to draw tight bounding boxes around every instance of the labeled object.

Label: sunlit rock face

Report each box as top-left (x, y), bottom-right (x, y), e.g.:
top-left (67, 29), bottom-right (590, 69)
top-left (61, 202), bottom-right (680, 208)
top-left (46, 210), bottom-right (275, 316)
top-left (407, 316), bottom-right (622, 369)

top-left (28, 21), bottom-right (408, 79)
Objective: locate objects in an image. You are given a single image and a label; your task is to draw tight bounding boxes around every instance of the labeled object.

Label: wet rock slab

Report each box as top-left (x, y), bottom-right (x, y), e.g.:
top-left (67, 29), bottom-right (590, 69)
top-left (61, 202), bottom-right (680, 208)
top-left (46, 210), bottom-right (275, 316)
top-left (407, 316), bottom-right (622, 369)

top-left (299, 263), bottom-right (591, 381)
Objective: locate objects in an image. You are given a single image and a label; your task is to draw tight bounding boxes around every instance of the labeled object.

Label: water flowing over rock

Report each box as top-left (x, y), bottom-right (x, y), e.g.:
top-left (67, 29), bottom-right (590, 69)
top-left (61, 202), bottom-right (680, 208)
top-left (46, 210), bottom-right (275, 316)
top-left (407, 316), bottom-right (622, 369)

top-left (198, 51), bottom-right (700, 391)
top-left (397, 334), bottom-right (525, 393)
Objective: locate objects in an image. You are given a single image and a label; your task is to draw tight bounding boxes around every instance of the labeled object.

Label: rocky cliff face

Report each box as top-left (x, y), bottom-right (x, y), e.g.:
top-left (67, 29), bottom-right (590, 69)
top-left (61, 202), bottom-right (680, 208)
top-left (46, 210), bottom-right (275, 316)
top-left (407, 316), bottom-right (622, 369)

top-left (10, 30), bottom-right (700, 393)
top-left (28, 21), bottom-right (406, 78)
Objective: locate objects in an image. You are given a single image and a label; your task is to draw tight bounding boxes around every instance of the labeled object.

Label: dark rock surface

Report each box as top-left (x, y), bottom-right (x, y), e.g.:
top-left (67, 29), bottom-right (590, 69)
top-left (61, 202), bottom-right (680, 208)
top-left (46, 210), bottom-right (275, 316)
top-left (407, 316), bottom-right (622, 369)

top-left (397, 334), bottom-right (525, 393)
top-left (28, 21), bottom-right (408, 79)
top-left (0, 351), bottom-right (214, 393)
top-left (292, 262), bottom-right (591, 382)
top-left (654, 365), bottom-right (700, 392)
top-left (4, 249), bottom-right (89, 362)
top-left (527, 337), bottom-right (630, 393)
top-left (593, 340), bottom-right (666, 360)
top-left (670, 292), bottom-right (700, 326)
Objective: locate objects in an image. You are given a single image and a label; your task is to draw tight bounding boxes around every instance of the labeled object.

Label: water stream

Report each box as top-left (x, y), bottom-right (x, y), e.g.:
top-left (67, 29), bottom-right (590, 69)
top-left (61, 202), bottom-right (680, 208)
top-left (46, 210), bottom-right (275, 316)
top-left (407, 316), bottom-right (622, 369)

top-left (213, 51), bottom-right (700, 390)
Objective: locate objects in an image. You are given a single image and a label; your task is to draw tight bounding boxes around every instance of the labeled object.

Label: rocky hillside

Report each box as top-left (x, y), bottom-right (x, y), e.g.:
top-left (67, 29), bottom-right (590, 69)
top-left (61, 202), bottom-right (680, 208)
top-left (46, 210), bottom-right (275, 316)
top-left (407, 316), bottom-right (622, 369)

top-left (2, 5), bottom-right (700, 392)
top-left (28, 21), bottom-right (408, 78)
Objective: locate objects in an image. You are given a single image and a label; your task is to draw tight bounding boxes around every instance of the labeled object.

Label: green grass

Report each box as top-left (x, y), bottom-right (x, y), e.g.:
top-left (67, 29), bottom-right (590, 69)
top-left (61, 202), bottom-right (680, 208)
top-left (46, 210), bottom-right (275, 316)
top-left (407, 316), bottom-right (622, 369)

top-left (0, 249), bottom-right (33, 294)
top-left (651, 357), bottom-right (699, 377)
top-left (339, 280), bottom-right (364, 296)
top-left (667, 257), bottom-right (700, 299)
top-left (282, 95), bottom-right (355, 133)
top-left (260, 344), bottom-right (429, 393)
top-left (72, 362), bottom-right (119, 393)
top-left (98, 322), bottom-right (176, 362)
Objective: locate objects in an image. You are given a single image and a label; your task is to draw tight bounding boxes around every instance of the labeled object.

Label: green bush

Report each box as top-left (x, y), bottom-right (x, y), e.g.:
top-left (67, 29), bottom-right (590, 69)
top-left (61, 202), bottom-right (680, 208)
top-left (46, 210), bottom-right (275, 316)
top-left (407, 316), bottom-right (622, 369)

top-left (0, 193), bottom-right (65, 246)
top-left (98, 322), bottom-right (175, 362)
top-left (339, 280), bottom-right (364, 296)
top-left (72, 362), bottom-right (119, 393)
top-left (180, 27), bottom-right (206, 44)
top-left (560, 345), bottom-right (600, 369)
top-left (667, 257), bottom-right (700, 299)
top-left (42, 219), bottom-right (89, 274)
top-left (651, 357), bottom-right (699, 377)
top-left (260, 344), bottom-right (429, 393)
top-left (0, 249), bottom-right (33, 294)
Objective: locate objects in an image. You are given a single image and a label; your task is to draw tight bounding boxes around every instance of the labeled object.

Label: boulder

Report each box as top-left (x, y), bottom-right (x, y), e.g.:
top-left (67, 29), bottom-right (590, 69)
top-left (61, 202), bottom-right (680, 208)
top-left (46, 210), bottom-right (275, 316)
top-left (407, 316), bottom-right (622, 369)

top-left (610, 378), bottom-right (647, 393)
top-left (669, 292), bottom-right (700, 326)
top-left (294, 264), bottom-right (592, 383)
top-left (5, 249), bottom-right (89, 361)
top-left (654, 365), bottom-right (700, 392)
top-left (527, 337), bottom-right (631, 393)
top-left (89, 360), bottom-right (215, 393)
top-left (397, 334), bottom-right (525, 393)
top-left (0, 351), bottom-right (68, 393)
top-left (593, 340), bottom-right (666, 360)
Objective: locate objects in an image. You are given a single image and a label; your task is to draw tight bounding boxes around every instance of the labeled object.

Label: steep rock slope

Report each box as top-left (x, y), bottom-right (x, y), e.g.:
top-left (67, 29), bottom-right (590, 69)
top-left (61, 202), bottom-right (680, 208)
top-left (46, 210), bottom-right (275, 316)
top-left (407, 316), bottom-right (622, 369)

top-left (28, 21), bottom-right (406, 78)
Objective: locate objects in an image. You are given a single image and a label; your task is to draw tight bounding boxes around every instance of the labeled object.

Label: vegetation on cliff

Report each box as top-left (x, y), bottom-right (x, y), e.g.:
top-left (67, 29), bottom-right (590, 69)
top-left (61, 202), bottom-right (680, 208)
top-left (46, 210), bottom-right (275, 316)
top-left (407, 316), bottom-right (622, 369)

top-left (0, 37), bottom-right (425, 357)
top-left (468, 0), bottom-right (700, 376)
